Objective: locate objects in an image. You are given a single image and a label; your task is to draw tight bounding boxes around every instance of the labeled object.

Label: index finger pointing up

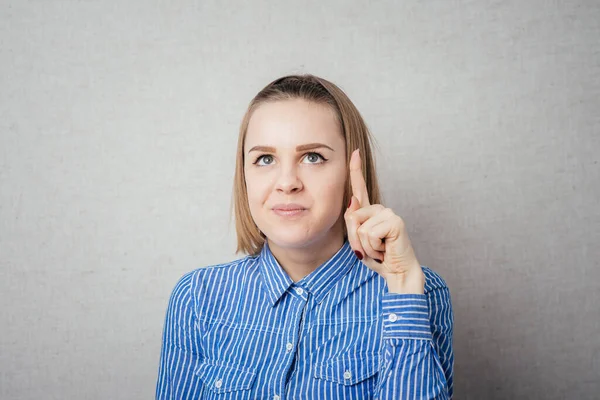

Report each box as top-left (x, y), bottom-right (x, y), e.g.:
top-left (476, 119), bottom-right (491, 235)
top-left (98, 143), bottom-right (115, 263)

top-left (349, 148), bottom-right (370, 207)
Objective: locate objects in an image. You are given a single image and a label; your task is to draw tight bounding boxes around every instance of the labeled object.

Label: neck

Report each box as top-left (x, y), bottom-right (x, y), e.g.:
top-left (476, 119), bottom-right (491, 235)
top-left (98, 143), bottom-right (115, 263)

top-left (267, 221), bottom-right (345, 282)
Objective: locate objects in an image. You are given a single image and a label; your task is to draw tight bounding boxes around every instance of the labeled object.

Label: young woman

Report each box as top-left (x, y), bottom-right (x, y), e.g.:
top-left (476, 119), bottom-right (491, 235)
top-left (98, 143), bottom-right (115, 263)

top-left (156, 75), bottom-right (454, 399)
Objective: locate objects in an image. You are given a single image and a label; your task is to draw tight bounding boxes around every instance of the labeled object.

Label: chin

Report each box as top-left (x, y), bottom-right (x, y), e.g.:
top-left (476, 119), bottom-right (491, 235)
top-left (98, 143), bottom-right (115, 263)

top-left (265, 227), bottom-right (319, 249)
top-left (268, 233), bottom-right (311, 248)
top-left (267, 224), bottom-right (338, 250)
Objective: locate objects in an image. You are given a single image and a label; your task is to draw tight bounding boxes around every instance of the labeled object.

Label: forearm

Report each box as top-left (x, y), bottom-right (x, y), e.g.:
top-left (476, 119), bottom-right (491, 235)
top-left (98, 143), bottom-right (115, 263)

top-left (374, 288), bottom-right (453, 399)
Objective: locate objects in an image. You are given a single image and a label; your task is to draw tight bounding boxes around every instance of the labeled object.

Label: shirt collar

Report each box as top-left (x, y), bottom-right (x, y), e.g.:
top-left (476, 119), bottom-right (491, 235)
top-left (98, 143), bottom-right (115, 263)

top-left (258, 241), bottom-right (294, 307)
top-left (258, 239), bottom-right (358, 307)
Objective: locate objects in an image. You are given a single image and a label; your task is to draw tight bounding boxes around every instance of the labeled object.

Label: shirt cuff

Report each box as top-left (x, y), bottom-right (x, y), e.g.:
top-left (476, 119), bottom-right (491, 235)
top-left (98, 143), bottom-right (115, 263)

top-left (382, 293), bottom-right (432, 340)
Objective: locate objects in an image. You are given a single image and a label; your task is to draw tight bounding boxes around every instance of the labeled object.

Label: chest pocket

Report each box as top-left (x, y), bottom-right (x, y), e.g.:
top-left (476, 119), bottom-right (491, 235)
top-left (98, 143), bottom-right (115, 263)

top-left (314, 353), bottom-right (380, 385)
top-left (194, 360), bottom-right (257, 394)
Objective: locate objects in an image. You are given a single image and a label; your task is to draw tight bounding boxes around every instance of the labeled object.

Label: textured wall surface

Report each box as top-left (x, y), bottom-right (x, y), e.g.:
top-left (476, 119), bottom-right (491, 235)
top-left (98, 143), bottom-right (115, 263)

top-left (1, 1), bottom-right (598, 399)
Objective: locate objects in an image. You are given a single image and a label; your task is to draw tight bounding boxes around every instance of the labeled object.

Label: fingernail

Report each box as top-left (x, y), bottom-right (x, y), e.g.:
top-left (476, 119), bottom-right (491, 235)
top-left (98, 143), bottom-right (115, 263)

top-left (354, 250), bottom-right (363, 260)
top-left (375, 259), bottom-right (383, 264)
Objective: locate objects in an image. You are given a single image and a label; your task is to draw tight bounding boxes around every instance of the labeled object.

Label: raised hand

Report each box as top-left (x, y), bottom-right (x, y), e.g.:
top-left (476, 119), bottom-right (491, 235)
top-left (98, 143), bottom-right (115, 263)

top-left (344, 149), bottom-right (425, 294)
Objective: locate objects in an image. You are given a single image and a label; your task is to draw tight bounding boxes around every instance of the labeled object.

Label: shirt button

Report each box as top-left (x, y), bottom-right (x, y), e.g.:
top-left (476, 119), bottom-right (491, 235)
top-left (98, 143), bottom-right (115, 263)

top-left (273, 395), bottom-right (281, 400)
top-left (295, 287), bottom-right (304, 295)
top-left (286, 342), bottom-right (294, 352)
top-left (388, 313), bottom-right (399, 322)
top-left (214, 378), bottom-right (223, 388)
top-left (343, 370), bottom-right (352, 380)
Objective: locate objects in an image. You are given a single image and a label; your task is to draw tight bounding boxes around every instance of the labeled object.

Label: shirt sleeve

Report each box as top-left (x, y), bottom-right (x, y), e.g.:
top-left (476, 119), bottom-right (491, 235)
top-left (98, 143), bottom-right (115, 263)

top-left (374, 286), bottom-right (454, 399)
top-left (156, 272), bottom-right (204, 399)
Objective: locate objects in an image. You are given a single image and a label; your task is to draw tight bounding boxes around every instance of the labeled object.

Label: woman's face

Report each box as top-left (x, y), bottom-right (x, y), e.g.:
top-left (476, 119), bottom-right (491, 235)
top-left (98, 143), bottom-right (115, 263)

top-left (244, 99), bottom-right (347, 249)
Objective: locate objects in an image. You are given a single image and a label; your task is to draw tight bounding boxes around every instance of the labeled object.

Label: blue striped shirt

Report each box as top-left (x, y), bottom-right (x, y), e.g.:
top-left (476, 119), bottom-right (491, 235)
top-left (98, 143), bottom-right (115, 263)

top-left (156, 240), bottom-right (454, 399)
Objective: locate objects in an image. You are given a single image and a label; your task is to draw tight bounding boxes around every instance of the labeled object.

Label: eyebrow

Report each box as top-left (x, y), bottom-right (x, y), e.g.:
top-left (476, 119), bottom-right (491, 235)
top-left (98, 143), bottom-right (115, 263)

top-left (248, 143), bottom-right (335, 153)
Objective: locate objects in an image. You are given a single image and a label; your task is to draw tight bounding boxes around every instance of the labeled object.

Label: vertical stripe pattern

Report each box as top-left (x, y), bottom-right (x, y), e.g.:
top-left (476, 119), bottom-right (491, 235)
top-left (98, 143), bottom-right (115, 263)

top-left (156, 240), bottom-right (454, 399)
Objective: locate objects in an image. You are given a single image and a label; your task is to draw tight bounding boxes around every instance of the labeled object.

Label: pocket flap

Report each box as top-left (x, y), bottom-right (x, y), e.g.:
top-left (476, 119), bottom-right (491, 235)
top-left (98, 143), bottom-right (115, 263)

top-left (314, 353), bottom-right (380, 385)
top-left (194, 361), bottom-right (257, 393)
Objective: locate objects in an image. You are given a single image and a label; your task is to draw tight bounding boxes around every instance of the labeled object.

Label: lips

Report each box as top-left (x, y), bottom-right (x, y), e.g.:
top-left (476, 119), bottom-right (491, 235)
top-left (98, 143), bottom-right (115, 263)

top-left (272, 204), bottom-right (307, 218)
top-left (272, 204), bottom-right (306, 211)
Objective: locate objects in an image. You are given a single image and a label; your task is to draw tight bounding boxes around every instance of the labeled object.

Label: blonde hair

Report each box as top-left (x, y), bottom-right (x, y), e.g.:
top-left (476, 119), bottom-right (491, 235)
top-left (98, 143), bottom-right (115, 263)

top-left (232, 74), bottom-right (382, 255)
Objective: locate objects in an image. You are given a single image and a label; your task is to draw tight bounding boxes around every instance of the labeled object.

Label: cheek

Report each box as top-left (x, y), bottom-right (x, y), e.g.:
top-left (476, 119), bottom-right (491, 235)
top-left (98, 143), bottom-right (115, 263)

top-left (312, 170), bottom-right (346, 205)
top-left (321, 179), bottom-right (343, 193)
top-left (245, 171), bottom-right (272, 203)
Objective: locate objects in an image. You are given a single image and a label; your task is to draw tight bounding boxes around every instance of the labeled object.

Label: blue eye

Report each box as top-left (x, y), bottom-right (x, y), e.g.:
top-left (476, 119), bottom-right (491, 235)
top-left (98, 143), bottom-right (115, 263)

top-left (303, 152), bottom-right (327, 164)
top-left (254, 155), bottom-right (274, 166)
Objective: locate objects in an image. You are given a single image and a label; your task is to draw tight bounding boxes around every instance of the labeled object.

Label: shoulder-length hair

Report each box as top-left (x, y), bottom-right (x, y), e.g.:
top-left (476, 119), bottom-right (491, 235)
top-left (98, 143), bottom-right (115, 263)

top-left (232, 74), bottom-right (382, 255)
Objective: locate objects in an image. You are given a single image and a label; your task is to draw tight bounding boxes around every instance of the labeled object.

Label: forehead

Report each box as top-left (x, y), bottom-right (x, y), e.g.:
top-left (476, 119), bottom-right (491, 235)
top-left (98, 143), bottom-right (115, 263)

top-left (244, 99), bottom-right (343, 150)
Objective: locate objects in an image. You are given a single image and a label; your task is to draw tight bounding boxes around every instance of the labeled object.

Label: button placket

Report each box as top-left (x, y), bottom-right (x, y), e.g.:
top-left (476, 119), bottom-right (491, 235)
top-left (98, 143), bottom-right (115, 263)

top-left (281, 292), bottom-right (309, 388)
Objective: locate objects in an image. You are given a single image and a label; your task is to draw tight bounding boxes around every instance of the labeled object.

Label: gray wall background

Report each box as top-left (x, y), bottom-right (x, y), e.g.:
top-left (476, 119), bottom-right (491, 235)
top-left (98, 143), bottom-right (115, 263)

top-left (1, 1), bottom-right (598, 399)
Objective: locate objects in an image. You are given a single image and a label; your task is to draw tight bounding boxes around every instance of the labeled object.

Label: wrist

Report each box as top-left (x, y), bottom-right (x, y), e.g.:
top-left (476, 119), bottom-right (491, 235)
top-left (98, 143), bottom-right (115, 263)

top-left (385, 268), bottom-right (425, 294)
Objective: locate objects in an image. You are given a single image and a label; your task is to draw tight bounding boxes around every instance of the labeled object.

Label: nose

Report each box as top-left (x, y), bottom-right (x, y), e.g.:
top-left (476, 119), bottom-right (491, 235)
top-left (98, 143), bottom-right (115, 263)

top-left (275, 164), bottom-right (303, 194)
